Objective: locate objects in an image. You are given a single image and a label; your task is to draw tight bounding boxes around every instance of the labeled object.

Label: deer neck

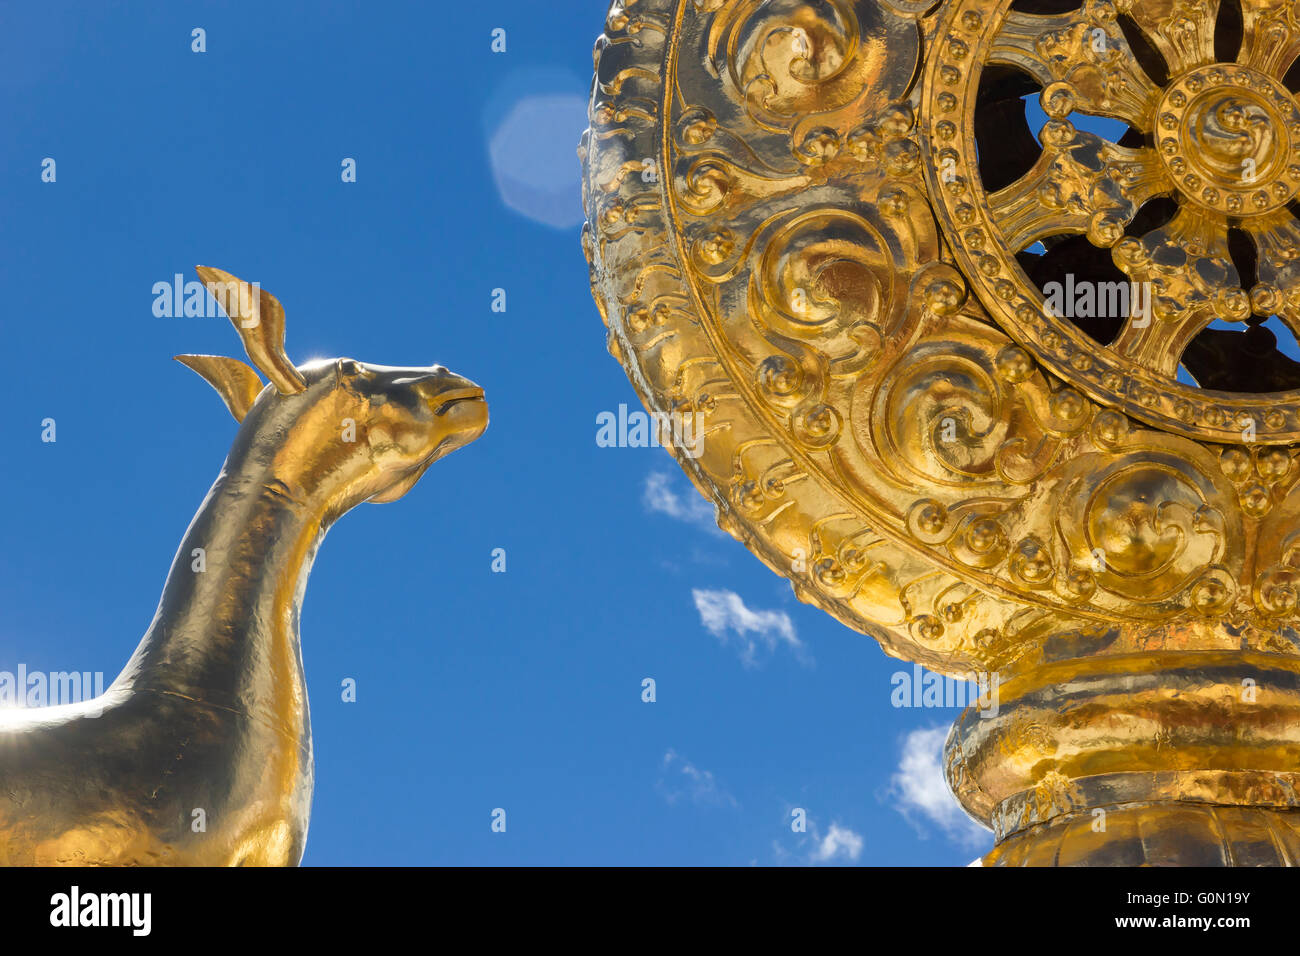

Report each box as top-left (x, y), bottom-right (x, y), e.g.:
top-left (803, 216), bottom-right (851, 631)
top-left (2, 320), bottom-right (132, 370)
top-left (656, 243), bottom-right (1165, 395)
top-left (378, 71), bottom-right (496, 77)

top-left (111, 419), bottom-right (336, 745)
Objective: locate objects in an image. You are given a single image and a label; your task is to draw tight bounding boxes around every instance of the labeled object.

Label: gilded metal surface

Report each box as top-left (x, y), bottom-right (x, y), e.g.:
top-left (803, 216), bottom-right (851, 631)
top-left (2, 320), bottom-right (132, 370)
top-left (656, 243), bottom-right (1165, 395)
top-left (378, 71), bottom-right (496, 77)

top-left (581, 0), bottom-right (1300, 864)
top-left (922, 0), bottom-right (1300, 440)
top-left (0, 268), bottom-right (487, 865)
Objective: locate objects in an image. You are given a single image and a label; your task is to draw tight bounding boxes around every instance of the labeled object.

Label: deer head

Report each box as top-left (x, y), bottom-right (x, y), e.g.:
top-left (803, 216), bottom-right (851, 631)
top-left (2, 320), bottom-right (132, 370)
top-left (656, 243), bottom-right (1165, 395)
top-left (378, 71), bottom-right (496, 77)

top-left (176, 266), bottom-right (487, 515)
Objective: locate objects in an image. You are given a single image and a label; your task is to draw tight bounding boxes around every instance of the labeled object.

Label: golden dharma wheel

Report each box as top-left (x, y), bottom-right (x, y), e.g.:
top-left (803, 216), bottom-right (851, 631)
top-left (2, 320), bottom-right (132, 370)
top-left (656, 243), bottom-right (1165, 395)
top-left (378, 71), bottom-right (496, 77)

top-left (582, 0), bottom-right (1300, 864)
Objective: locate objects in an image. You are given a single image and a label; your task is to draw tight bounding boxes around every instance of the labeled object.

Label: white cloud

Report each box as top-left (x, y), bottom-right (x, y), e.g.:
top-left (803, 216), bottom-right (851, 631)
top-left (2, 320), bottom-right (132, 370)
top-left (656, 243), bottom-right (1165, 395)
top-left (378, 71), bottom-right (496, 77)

top-left (889, 726), bottom-right (991, 850)
top-left (643, 472), bottom-right (720, 534)
top-left (770, 814), bottom-right (866, 866)
top-left (691, 588), bottom-right (805, 666)
top-left (659, 749), bottom-right (737, 808)
top-left (809, 822), bottom-right (865, 863)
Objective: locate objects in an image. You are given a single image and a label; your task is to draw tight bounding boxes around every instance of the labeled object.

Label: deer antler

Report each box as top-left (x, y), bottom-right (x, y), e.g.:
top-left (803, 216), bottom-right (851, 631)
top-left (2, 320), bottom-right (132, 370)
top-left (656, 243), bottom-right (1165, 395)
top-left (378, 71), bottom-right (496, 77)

top-left (195, 265), bottom-right (307, 395)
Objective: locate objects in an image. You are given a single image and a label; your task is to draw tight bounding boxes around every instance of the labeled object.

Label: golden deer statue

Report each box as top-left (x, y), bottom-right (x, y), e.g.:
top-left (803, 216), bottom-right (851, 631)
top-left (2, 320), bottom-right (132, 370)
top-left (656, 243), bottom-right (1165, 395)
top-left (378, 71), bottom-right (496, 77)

top-left (0, 267), bottom-right (488, 865)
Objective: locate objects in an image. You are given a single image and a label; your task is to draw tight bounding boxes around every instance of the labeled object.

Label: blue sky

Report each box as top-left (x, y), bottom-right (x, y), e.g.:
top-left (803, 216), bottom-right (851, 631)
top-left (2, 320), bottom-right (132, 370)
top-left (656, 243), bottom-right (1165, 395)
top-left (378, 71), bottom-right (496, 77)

top-left (0, 0), bottom-right (997, 865)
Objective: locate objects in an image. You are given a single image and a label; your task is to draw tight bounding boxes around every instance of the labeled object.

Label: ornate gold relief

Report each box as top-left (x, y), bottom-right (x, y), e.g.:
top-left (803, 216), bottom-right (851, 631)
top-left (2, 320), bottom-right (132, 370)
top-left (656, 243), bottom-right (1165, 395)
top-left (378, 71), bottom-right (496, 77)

top-left (922, 0), bottom-right (1300, 441)
top-left (582, 0), bottom-right (1300, 864)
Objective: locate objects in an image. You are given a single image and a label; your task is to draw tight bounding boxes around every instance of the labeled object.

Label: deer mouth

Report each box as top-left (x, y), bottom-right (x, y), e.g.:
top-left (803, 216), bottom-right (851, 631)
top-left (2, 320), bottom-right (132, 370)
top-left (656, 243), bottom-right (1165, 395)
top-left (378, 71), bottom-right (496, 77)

top-left (433, 387), bottom-right (485, 416)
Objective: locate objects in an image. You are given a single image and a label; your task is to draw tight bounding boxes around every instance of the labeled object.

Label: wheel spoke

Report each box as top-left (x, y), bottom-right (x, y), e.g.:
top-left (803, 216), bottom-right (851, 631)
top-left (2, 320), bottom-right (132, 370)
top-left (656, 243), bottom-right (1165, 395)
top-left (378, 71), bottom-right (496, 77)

top-left (1245, 212), bottom-right (1300, 329)
top-left (1111, 299), bottom-right (1217, 377)
top-left (1238, 0), bottom-right (1300, 76)
top-left (988, 126), bottom-right (1171, 252)
top-left (989, 4), bottom-right (1164, 130)
top-left (1110, 206), bottom-right (1246, 376)
top-left (1119, 0), bottom-right (1222, 75)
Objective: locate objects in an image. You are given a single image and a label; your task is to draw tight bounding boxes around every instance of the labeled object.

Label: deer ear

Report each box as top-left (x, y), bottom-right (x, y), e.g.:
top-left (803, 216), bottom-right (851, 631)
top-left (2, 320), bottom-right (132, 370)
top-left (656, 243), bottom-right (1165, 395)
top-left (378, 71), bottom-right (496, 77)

top-left (175, 354), bottom-right (265, 423)
top-left (195, 265), bottom-right (307, 395)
